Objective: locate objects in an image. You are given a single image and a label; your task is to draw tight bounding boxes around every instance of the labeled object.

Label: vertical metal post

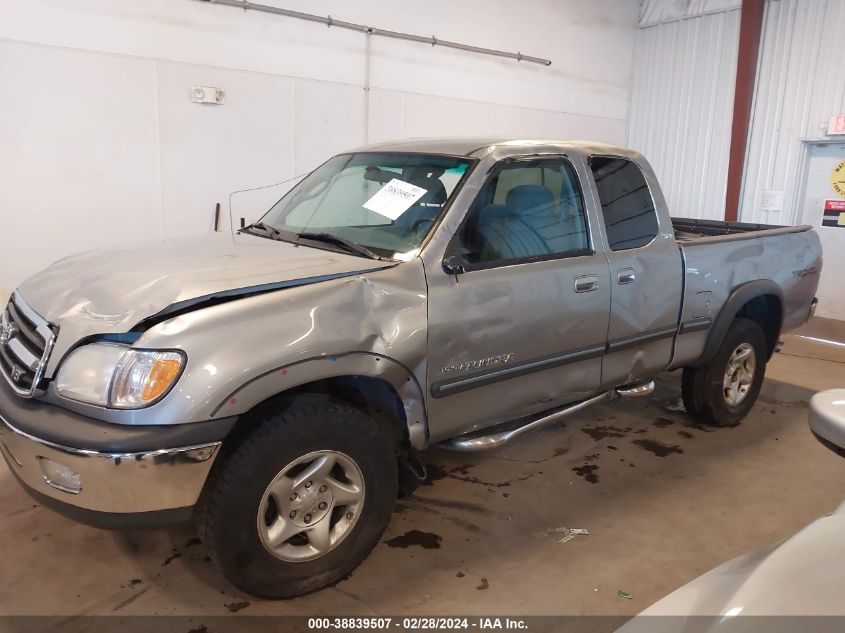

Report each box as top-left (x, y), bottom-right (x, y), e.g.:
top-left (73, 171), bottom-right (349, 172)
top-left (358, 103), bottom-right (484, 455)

top-left (363, 29), bottom-right (372, 144)
top-left (724, 0), bottom-right (765, 222)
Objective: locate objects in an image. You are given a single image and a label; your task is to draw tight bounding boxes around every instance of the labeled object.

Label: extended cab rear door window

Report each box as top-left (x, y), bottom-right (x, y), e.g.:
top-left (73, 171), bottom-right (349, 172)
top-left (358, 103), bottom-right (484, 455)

top-left (453, 157), bottom-right (591, 268)
top-left (589, 156), bottom-right (658, 250)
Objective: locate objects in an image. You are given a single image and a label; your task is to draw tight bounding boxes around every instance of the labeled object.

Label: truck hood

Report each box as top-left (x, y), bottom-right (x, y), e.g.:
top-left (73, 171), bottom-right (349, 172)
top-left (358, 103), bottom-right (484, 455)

top-left (617, 500), bottom-right (845, 631)
top-left (18, 231), bottom-right (391, 337)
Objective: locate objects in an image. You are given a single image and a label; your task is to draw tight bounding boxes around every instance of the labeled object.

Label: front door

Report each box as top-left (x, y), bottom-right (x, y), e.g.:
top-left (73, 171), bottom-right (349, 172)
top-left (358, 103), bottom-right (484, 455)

top-left (586, 155), bottom-right (683, 387)
top-left (424, 155), bottom-right (611, 442)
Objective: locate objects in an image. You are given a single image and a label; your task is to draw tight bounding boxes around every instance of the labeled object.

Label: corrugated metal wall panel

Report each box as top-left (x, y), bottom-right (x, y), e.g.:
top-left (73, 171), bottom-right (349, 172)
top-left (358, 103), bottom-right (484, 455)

top-left (640, 0), bottom-right (741, 26)
top-left (740, 0), bottom-right (845, 224)
top-left (627, 9), bottom-right (740, 219)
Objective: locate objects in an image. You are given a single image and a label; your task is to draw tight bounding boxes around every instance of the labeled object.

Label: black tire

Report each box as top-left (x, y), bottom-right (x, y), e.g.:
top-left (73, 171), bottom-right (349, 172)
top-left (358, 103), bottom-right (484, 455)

top-left (681, 318), bottom-right (767, 427)
top-left (680, 366), bottom-right (702, 420)
top-left (197, 394), bottom-right (398, 598)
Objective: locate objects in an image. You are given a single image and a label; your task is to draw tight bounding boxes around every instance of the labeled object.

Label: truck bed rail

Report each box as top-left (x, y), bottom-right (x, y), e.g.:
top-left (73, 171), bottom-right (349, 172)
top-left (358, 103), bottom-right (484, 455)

top-left (673, 217), bottom-right (812, 246)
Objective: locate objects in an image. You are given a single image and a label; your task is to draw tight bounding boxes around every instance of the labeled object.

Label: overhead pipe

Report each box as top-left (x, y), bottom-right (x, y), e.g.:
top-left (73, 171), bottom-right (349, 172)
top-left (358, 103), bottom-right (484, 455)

top-left (200, 0), bottom-right (553, 66)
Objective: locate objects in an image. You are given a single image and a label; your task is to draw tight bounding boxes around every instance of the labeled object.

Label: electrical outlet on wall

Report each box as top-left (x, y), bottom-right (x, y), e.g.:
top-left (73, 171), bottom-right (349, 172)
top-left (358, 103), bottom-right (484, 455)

top-left (191, 86), bottom-right (225, 105)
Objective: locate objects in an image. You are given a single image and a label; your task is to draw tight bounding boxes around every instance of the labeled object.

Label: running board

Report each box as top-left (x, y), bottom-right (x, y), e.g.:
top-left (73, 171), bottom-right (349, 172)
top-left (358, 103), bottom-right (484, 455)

top-left (441, 392), bottom-right (610, 452)
top-left (614, 380), bottom-right (655, 399)
top-left (441, 380), bottom-right (656, 452)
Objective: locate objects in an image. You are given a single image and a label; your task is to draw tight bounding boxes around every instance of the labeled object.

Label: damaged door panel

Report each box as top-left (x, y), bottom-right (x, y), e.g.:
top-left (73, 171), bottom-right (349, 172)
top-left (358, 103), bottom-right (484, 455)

top-left (587, 155), bottom-right (683, 388)
top-left (425, 155), bottom-right (611, 442)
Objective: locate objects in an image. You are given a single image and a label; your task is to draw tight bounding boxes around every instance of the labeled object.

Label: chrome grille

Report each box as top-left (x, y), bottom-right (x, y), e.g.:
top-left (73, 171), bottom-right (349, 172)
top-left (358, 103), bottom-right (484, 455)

top-left (0, 293), bottom-right (57, 397)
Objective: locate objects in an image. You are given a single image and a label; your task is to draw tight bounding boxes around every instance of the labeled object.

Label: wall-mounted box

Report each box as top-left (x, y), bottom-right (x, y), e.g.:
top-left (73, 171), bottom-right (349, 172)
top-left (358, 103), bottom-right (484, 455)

top-left (191, 86), bottom-right (225, 105)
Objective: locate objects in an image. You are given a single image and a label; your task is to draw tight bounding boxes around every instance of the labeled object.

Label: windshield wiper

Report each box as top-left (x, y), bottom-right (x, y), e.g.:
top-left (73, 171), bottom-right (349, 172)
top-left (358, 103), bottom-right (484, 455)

top-left (242, 223), bottom-right (385, 260)
top-left (240, 221), bottom-right (285, 240)
top-left (296, 232), bottom-right (385, 261)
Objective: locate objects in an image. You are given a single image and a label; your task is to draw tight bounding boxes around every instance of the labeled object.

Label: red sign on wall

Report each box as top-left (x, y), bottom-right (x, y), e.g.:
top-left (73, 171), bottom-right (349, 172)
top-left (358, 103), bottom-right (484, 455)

top-left (829, 115), bottom-right (845, 135)
top-left (823, 199), bottom-right (845, 228)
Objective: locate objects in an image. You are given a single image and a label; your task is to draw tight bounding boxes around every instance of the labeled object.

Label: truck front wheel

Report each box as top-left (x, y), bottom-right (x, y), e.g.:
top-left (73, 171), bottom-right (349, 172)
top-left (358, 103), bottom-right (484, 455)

top-left (197, 394), bottom-right (398, 598)
top-left (681, 318), bottom-right (767, 427)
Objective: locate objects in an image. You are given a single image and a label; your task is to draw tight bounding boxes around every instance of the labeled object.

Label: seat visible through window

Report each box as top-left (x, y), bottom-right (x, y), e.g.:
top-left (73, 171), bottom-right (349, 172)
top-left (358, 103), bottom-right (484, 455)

top-left (458, 158), bottom-right (589, 265)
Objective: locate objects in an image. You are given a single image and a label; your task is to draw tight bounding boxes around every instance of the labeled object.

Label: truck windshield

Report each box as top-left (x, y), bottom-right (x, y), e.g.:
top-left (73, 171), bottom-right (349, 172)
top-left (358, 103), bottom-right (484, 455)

top-left (258, 152), bottom-right (473, 260)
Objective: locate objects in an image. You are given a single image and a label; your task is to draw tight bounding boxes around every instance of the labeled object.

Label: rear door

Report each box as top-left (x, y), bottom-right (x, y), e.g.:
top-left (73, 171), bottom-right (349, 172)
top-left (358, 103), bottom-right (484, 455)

top-left (587, 155), bottom-right (682, 387)
top-left (424, 155), bottom-right (611, 442)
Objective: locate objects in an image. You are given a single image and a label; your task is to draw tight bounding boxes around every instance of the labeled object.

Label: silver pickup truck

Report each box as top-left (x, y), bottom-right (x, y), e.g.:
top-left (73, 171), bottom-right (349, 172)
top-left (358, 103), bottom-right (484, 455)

top-left (0, 139), bottom-right (821, 598)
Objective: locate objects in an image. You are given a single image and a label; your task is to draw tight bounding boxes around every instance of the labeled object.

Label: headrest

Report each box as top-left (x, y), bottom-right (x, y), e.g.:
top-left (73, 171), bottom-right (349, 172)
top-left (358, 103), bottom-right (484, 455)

top-left (478, 204), bottom-right (510, 219)
top-left (506, 185), bottom-right (555, 217)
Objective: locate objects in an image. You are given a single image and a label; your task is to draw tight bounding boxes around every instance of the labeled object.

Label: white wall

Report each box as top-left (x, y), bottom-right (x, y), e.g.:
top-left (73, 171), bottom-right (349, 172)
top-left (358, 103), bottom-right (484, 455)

top-left (627, 4), bottom-right (740, 219)
top-left (739, 0), bottom-right (845, 320)
top-left (630, 0), bottom-right (845, 229)
top-left (740, 0), bottom-right (845, 225)
top-left (628, 0), bottom-right (845, 321)
top-left (0, 0), bottom-right (639, 299)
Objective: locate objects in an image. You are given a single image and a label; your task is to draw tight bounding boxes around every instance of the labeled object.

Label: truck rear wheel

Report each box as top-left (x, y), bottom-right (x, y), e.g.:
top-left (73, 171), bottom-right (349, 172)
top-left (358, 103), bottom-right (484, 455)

top-left (197, 394), bottom-right (398, 598)
top-left (681, 318), bottom-right (767, 427)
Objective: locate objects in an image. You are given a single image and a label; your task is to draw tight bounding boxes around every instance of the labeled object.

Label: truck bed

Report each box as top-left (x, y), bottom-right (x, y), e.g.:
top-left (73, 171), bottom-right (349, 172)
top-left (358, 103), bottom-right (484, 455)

top-left (672, 217), bottom-right (812, 244)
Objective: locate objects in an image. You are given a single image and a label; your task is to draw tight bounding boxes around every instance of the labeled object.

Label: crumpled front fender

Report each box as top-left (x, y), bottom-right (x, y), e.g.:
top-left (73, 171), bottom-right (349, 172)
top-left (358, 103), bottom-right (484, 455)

top-left (211, 352), bottom-right (428, 450)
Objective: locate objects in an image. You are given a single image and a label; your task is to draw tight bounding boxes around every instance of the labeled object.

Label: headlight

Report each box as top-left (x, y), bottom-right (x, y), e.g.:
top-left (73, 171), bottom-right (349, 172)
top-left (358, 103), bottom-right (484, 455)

top-left (54, 344), bottom-right (125, 406)
top-left (110, 349), bottom-right (184, 409)
top-left (55, 344), bottom-right (185, 409)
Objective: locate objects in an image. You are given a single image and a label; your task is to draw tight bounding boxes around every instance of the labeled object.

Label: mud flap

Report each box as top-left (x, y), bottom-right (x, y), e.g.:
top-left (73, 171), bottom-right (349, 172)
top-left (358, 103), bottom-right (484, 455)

top-left (397, 449), bottom-right (427, 498)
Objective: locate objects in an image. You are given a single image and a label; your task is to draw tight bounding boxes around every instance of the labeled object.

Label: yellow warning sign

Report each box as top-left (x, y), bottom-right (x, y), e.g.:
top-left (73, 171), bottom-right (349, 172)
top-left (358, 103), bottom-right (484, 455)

top-left (833, 160), bottom-right (845, 197)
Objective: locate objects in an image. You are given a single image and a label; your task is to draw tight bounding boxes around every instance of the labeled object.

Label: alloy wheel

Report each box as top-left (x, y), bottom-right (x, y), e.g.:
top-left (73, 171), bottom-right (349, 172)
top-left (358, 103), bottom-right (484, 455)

top-left (257, 450), bottom-right (365, 562)
top-left (723, 342), bottom-right (756, 406)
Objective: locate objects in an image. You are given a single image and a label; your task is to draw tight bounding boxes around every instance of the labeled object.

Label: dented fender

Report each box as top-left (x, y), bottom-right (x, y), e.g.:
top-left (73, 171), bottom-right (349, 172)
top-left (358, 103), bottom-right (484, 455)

top-left (212, 352), bottom-right (429, 450)
top-left (14, 232), bottom-right (395, 376)
top-left (44, 260), bottom-right (433, 438)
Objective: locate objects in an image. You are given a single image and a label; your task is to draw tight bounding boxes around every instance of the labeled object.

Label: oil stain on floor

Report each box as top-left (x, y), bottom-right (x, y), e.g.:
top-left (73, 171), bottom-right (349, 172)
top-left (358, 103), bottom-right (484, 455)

top-left (581, 426), bottom-right (628, 441)
top-left (632, 438), bottom-right (684, 457)
top-left (424, 462), bottom-right (533, 489)
top-left (571, 464), bottom-right (600, 483)
top-left (385, 530), bottom-right (443, 550)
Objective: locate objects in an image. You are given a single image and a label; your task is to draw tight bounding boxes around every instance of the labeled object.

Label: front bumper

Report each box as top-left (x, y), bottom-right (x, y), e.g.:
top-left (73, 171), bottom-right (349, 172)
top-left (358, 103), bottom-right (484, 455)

top-left (0, 381), bottom-right (236, 528)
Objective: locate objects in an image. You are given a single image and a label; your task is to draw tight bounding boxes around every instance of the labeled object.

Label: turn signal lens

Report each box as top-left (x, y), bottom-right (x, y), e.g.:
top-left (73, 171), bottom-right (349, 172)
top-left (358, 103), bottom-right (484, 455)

top-left (39, 458), bottom-right (82, 494)
top-left (144, 357), bottom-right (182, 402)
top-left (110, 350), bottom-right (185, 409)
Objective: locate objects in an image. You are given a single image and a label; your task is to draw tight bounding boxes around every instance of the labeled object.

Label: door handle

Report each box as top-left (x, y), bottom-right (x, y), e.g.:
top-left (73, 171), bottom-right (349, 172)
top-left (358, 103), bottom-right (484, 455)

top-left (575, 274), bottom-right (599, 293)
top-left (617, 268), bottom-right (636, 285)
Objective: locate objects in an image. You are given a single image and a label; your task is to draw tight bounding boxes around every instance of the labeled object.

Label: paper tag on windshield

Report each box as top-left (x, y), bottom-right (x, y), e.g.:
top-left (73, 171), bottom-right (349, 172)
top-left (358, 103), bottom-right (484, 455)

top-left (363, 178), bottom-right (427, 221)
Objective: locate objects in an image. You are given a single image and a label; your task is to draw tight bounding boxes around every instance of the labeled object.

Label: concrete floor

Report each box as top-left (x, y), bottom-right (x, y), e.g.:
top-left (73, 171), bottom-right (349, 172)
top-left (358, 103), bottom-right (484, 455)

top-left (1, 320), bottom-right (844, 618)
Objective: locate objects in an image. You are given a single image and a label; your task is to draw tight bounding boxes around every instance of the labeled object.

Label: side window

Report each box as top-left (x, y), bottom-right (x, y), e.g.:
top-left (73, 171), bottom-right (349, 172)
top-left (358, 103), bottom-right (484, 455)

top-left (589, 156), bottom-right (658, 250)
top-left (455, 158), bottom-right (590, 265)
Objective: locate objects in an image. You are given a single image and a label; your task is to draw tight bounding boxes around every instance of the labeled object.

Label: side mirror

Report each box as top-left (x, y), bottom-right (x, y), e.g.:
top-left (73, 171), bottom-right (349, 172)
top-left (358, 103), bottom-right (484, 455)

top-left (442, 254), bottom-right (466, 276)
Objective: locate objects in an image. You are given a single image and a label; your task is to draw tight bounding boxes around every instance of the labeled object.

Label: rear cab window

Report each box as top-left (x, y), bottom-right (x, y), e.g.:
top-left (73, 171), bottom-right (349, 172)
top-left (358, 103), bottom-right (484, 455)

top-left (589, 156), bottom-right (658, 250)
